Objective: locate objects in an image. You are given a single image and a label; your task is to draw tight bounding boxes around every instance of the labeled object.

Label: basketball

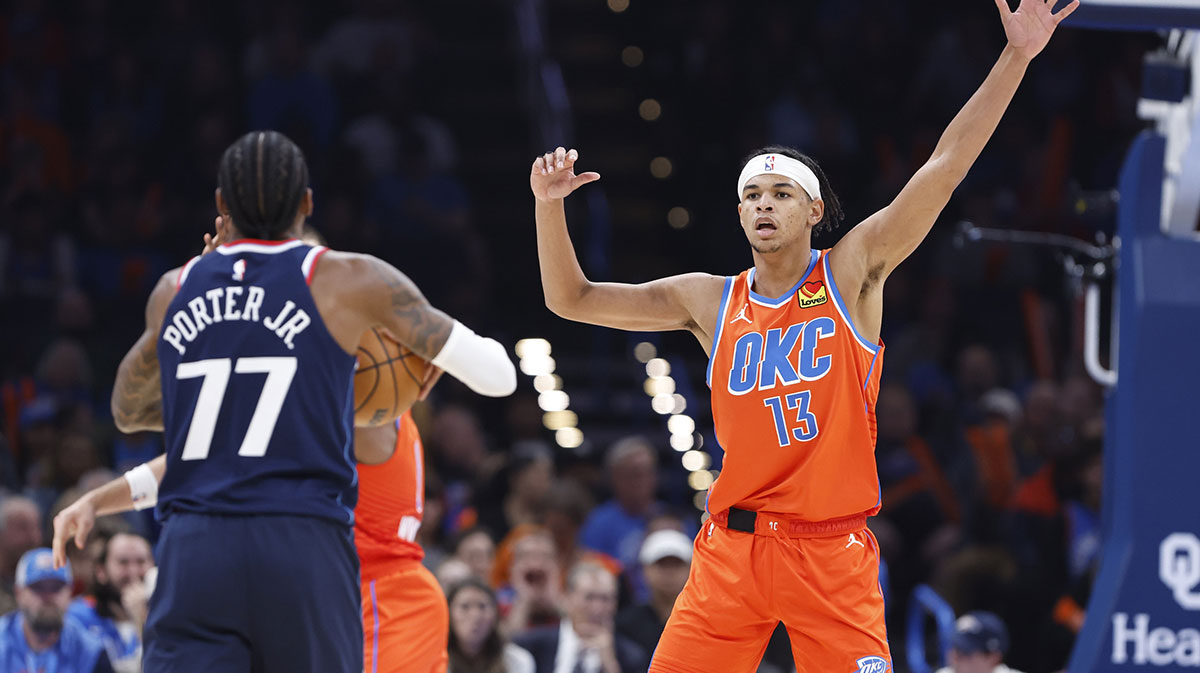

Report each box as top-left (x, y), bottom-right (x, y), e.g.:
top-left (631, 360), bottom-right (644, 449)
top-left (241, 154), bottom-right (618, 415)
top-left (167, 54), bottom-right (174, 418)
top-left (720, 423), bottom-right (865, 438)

top-left (354, 327), bottom-right (430, 426)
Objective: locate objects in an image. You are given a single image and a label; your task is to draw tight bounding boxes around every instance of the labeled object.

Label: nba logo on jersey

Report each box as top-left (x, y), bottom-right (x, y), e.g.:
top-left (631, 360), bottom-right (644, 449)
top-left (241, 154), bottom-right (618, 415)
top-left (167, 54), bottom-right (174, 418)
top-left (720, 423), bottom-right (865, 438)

top-left (232, 259), bottom-right (247, 281)
top-left (764, 155), bottom-right (775, 171)
top-left (852, 656), bottom-right (890, 673)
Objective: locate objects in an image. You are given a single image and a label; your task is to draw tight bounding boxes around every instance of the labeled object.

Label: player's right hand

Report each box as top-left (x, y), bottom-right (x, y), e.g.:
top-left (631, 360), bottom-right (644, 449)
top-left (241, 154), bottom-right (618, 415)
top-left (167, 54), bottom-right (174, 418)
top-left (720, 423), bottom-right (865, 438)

top-left (530, 147), bottom-right (600, 202)
top-left (51, 495), bottom-right (97, 568)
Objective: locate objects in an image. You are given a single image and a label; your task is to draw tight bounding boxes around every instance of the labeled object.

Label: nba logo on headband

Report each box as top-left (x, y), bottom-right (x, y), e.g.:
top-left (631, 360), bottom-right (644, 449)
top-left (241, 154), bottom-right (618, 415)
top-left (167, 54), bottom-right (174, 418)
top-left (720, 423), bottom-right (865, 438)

top-left (764, 155), bottom-right (775, 171)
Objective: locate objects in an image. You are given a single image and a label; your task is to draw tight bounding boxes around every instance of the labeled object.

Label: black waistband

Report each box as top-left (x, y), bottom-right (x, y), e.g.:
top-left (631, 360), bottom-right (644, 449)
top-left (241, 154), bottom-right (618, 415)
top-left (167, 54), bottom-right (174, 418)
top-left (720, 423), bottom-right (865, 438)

top-left (726, 507), bottom-right (757, 533)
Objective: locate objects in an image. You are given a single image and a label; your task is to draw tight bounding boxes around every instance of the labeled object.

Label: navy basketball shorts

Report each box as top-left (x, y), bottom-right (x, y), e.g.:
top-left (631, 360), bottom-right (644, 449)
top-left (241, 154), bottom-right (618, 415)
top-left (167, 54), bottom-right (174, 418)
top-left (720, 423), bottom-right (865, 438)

top-left (143, 513), bottom-right (363, 673)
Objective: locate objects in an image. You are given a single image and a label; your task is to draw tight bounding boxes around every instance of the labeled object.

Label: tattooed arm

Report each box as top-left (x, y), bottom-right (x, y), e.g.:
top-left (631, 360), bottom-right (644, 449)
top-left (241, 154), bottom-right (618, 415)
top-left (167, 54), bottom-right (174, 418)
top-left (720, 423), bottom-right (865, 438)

top-left (361, 257), bottom-right (516, 397)
top-left (112, 270), bottom-right (178, 432)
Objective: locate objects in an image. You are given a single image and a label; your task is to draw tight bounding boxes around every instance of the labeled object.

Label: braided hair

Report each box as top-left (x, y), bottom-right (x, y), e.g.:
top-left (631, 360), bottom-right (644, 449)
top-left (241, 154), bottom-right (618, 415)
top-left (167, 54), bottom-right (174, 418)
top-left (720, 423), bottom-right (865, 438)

top-left (217, 131), bottom-right (310, 239)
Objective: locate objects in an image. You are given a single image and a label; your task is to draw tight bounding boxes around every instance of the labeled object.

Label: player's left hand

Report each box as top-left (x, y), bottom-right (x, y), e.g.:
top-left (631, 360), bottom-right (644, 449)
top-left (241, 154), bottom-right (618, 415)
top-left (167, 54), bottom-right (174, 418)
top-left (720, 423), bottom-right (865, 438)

top-left (417, 365), bottom-right (443, 401)
top-left (51, 495), bottom-right (97, 568)
top-left (202, 216), bottom-right (224, 255)
top-left (996, 0), bottom-right (1079, 61)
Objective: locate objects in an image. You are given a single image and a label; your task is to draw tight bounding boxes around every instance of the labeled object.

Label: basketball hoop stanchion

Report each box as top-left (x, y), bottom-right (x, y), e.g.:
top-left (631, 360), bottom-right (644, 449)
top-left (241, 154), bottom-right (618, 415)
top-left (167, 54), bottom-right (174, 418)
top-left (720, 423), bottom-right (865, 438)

top-left (954, 221), bottom-right (1119, 387)
top-left (904, 584), bottom-right (957, 673)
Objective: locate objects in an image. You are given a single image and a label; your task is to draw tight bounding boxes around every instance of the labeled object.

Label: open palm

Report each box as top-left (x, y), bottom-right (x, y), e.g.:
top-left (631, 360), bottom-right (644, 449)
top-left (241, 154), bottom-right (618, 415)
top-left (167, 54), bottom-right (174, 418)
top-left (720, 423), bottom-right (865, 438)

top-left (996, 0), bottom-right (1079, 61)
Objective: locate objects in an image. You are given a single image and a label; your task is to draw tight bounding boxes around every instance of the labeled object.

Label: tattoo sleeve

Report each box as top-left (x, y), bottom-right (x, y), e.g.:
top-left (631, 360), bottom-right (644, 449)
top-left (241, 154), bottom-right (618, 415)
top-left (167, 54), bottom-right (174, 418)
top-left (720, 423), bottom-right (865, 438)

top-left (112, 331), bottom-right (163, 432)
top-left (112, 273), bottom-right (174, 433)
top-left (370, 258), bottom-right (453, 361)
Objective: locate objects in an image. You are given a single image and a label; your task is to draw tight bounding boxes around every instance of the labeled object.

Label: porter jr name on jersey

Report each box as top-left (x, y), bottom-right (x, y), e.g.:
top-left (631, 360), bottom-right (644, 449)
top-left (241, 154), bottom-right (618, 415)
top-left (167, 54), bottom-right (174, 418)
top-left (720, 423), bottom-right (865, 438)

top-left (162, 285), bottom-right (312, 355)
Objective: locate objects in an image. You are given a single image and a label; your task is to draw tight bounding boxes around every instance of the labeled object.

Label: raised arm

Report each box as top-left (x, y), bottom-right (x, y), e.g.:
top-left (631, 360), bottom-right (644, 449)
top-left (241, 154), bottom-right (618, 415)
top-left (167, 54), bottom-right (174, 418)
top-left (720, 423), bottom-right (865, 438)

top-left (112, 269), bottom-right (180, 433)
top-left (834, 0), bottom-right (1078, 289)
top-left (531, 148), bottom-right (725, 339)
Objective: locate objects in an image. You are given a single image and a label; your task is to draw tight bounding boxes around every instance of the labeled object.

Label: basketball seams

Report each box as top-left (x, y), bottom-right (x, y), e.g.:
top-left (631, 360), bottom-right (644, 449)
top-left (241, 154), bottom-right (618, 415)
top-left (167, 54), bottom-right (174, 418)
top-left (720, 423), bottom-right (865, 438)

top-left (371, 328), bottom-right (401, 419)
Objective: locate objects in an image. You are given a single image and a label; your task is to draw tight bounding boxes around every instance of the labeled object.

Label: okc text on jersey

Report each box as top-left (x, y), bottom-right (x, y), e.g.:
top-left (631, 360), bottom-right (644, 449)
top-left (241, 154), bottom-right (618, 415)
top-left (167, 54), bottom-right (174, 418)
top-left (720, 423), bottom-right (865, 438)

top-left (162, 285), bottom-right (313, 355)
top-left (726, 317), bottom-right (836, 394)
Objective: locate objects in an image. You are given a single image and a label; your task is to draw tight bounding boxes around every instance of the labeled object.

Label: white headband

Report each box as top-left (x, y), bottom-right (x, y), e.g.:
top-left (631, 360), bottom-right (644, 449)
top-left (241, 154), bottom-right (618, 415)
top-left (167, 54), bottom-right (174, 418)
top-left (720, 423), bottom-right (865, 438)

top-left (737, 154), bottom-right (821, 202)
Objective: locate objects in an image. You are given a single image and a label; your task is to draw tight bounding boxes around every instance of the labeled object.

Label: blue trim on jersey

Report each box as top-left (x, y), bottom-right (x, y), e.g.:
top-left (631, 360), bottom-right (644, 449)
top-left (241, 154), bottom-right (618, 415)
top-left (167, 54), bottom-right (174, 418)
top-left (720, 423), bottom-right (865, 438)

top-left (746, 249), bottom-right (819, 307)
top-left (369, 580), bottom-right (379, 673)
top-left (863, 348), bottom-right (880, 393)
top-left (706, 276), bottom-right (735, 388)
top-left (822, 253), bottom-right (881, 354)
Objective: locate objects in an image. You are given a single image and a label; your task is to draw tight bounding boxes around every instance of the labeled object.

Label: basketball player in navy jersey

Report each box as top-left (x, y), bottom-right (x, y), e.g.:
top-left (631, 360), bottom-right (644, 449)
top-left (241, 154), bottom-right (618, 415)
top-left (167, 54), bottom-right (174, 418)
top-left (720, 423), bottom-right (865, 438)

top-left (88, 130), bottom-right (516, 673)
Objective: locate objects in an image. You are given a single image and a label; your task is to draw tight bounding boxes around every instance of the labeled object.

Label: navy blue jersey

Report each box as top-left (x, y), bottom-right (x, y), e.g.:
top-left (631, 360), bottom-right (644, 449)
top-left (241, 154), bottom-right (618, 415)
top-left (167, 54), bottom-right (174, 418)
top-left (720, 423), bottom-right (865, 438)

top-left (156, 238), bottom-right (357, 526)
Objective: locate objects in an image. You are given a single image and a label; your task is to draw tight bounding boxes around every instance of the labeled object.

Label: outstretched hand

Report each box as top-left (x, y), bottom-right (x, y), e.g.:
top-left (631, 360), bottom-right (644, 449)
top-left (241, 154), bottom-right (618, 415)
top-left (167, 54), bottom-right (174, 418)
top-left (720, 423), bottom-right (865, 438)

top-left (530, 147), bottom-right (600, 202)
top-left (51, 495), bottom-right (96, 568)
top-left (996, 0), bottom-right (1079, 61)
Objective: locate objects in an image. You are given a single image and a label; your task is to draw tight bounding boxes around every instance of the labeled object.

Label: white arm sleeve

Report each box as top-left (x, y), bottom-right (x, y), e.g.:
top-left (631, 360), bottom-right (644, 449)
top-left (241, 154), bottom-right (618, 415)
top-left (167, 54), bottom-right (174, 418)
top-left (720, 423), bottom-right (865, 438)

top-left (431, 321), bottom-right (518, 397)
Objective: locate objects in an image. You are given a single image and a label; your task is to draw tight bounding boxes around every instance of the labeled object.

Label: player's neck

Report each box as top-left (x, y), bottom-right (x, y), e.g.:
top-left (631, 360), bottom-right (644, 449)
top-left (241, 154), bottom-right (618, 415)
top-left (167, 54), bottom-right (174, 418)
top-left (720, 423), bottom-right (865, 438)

top-left (751, 243), bottom-right (814, 298)
top-left (226, 223), bottom-right (304, 243)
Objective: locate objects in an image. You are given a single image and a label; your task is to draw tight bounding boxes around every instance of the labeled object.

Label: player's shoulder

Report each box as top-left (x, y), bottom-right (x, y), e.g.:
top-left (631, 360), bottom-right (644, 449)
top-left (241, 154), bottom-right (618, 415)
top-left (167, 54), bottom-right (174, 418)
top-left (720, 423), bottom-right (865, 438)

top-left (665, 272), bottom-right (727, 301)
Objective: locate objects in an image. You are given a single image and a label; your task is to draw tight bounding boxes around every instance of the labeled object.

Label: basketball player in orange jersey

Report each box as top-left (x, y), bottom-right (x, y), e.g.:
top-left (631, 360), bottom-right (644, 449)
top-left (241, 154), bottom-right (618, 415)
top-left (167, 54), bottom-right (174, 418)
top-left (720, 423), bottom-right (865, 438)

top-left (356, 414), bottom-right (449, 673)
top-left (529, 2), bottom-right (1076, 671)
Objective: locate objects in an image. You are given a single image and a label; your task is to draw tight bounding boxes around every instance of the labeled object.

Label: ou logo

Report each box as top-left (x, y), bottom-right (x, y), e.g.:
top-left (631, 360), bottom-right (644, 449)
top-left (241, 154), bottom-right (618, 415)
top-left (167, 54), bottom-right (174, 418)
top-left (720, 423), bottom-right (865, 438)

top-left (1160, 532), bottom-right (1200, 610)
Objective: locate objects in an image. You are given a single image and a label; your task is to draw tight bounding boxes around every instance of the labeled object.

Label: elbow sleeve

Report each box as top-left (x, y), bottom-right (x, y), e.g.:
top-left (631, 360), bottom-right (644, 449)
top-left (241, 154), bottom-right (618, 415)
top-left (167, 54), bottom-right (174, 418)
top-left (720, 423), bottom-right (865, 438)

top-left (432, 321), bottom-right (518, 397)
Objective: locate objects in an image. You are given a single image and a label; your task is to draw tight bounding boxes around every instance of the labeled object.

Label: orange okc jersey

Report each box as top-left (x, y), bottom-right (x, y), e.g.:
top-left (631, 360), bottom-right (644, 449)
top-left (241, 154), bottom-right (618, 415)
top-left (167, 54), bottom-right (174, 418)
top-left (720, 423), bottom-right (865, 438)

top-left (706, 249), bottom-right (883, 521)
top-left (355, 412), bottom-right (425, 579)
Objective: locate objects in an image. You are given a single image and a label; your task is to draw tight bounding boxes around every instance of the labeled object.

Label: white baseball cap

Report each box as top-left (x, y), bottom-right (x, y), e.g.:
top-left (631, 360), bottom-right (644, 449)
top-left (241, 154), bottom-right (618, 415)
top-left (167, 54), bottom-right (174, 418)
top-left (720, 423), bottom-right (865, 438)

top-left (639, 529), bottom-right (693, 565)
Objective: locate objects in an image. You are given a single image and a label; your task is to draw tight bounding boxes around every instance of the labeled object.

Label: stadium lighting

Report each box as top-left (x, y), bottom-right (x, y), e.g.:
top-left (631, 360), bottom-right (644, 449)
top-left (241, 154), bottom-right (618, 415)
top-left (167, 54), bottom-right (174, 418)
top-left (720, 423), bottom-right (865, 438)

top-left (519, 354), bottom-right (556, 376)
top-left (542, 410), bottom-right (578, 431)
top-left (514, 338), bottom-right (551, 360)
top-left (533, 373), bottom-right (561, 393)
top-left (639, 99), bottom-right (662, 121)
top-left (556, 427), bottom-right (584, 449)
top-left (621, 46), bottom-right (644, 68)
top-left (669, 433), bottom-right (694, 452)
top-left (651, 394), bottom-right (675, 415)
top-left (645, 358), bottom-right (670, 378)
top-left (634, 341), bottom-right (657, 363)
top-left (537, 390), bottom-right (570, 412)
top-left (667, 414), bottom-right (695, 436)
top-left (681, 450), bottom-right (709, 471)
top-left (671, 394), bottom-right (687, 414)
top-left (688, 470), bottom-right (715, 491)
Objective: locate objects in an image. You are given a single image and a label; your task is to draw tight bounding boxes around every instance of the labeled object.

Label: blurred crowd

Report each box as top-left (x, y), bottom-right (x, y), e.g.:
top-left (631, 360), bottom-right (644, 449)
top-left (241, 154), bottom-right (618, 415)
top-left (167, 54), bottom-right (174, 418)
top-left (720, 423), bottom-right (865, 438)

top-left (0, 0), bottom-right (1157, 672)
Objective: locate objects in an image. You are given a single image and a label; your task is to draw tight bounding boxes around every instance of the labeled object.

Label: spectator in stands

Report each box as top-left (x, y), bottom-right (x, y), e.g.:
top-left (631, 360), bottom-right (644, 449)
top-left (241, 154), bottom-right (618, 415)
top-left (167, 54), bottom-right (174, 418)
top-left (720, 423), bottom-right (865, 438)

top-left (452, 527), bottom-right (496, 583)
top-left (579, 436), bottom-right (664, 593)
top-left (498, 526), bottom-right (562, 636)
top-left (0, 549), bottom-right (114, 673)
top-left (514, 562), bottom-right (647, 673)
top-left (936, 611), bottom-right (1025, 673)
top-left (447, 577), bottom-right (535, 673)
top-left (476, 442), bottom-right (553, 541)
top-left (68, 532), bottom-right (154, 672)
top-left (0, 495), bottom-right (43, 612)
top-left (616, 529), bottom-right (692, 657)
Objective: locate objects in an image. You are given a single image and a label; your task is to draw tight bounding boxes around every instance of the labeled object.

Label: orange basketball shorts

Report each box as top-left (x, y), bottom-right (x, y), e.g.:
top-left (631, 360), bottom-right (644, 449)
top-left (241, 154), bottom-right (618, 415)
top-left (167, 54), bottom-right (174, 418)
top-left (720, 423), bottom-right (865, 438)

top-left (649, 513), bottom-right (891, 673)
top-left (362, 560), bottom-right (449, 673)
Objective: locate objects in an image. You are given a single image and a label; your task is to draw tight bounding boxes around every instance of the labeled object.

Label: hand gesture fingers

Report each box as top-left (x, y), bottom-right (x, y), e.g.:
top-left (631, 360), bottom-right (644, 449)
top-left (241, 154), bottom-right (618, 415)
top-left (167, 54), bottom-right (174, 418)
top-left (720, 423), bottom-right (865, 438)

top-left (529, 147), bottom-right (601, 201)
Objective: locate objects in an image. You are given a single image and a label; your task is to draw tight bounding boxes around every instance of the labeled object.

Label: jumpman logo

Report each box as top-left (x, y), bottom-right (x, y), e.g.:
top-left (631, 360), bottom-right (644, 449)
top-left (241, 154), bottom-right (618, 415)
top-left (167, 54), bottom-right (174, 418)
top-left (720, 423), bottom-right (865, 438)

top-left (730, 305), bottom-right (752, 325)
top-left (846, 533), bottom-right (865, 550)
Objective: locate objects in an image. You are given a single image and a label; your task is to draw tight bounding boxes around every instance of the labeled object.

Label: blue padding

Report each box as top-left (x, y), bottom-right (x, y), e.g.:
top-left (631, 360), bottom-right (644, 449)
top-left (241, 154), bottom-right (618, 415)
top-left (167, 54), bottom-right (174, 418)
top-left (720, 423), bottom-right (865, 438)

top-left (905, 584), bottom-right (957, 673)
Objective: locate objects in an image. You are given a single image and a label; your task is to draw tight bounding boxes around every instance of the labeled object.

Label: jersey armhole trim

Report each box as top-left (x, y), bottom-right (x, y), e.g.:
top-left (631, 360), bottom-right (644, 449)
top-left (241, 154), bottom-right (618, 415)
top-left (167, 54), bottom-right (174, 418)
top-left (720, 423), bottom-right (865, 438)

top-left (176, 256), bottom-right (201, 291)
top-left (706, 275), bottom-right (736, 388)
top-left (821, 252), bottom-right (881, 355)
top-left (302, 246), bottom-right (329, 285)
